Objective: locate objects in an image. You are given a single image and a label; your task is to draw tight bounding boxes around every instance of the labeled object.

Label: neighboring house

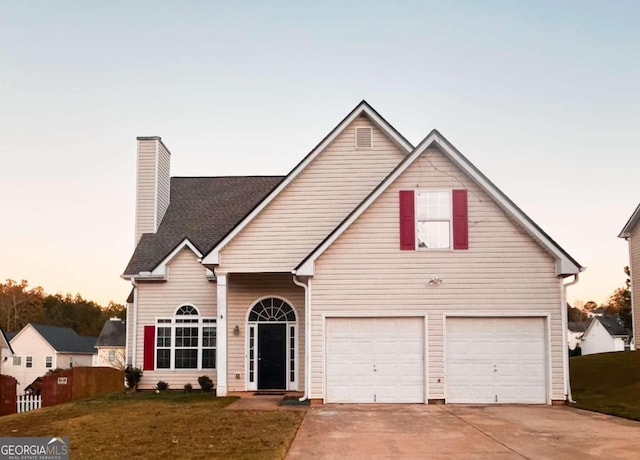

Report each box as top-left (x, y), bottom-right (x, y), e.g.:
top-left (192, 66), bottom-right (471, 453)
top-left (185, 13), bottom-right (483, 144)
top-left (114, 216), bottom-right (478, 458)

top-left (619, 203), bottom-right (640, 348)
top-left (587, 307), bottom-right (606, 318)
top-left (581, 315), bottom-right (633, 355)
top-left (0, 328), bottom-right (14, 374)
top-left (568, 322), bottom-right (587, 351)
top-left (94, 318), bottom-right (126, 368)
top-left (2, 324), bottom-right (97, 392)
top-left (122, 101), bottom-right (583, 404)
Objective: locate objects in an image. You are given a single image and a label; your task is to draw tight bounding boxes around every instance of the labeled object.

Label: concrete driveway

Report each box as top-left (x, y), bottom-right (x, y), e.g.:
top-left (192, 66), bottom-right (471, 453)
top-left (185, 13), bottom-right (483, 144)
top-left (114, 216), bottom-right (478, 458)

top-left (286, 404), bottom-right (640, 459)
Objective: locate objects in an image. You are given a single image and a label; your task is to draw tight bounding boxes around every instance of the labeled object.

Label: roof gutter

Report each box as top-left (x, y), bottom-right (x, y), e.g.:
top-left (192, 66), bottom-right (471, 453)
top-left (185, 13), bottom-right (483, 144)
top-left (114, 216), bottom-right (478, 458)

top-left (292, 275), bottom-right (310, 402)
top-left (562, 273), bottom-right (580, 403)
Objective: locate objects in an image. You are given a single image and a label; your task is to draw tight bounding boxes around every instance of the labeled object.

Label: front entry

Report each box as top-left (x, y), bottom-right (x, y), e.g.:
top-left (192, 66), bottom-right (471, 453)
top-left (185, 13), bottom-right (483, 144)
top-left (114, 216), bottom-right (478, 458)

top-left (258, 323), bottom-right (286, 389)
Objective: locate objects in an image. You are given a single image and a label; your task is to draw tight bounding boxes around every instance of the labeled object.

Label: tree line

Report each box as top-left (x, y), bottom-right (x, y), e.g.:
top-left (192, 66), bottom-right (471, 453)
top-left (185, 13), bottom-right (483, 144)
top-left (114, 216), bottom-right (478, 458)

top-left (568, 266), bottom-right (632, 330)
top-left (0, 279), bottom-right (125, 336)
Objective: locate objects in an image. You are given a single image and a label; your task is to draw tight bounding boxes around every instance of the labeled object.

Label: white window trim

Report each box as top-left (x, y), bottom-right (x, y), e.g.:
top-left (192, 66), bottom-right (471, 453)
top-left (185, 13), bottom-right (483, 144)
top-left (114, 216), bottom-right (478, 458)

top-left (155, 304), bottom-right (217, 371)
top-left (25, 356), bottom-right (33, 368)
top-left (416, 188), bottom-right (454, 251)
top-left (45, 356), bottom-right (53, 368)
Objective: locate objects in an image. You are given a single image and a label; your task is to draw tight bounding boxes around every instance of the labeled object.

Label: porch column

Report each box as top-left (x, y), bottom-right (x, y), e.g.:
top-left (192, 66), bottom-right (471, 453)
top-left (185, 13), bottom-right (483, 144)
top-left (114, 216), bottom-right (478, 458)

top-left (216, 273), bottom-right (228, 396)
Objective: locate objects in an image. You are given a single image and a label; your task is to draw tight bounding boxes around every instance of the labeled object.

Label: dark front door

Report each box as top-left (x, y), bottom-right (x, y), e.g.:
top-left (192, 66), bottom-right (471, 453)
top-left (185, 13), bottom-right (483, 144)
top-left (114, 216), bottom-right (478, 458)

top-left (258, 323), bottom-right (286, 389)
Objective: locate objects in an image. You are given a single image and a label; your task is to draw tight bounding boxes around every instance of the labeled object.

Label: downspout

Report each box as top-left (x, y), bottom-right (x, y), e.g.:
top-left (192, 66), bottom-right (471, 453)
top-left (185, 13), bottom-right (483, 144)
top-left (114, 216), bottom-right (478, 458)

top-left (292, 275), bottom-right (310, 402)
top-left (562, 273), bottom-right (579, 403)
top-left (130, 279), bottom-right (139, 368)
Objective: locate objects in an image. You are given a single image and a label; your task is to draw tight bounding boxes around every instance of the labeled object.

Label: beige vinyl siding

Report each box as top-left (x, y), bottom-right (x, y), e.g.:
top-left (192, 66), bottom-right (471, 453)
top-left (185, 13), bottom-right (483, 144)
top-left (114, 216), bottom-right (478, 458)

top-left (135, 139), bottom-right (158, 243)
top-left (227, 273), bottom-right (305, 391)
top-left (134, 138), bottom-right (171, 244)
top-left (630, 224), bottom-right (640, 348)
top-left (310, 147), bottom-right (563, 401)
top-left (135, 248), bottom-right (217, 390)
top-left (219, 116), bottom-right (406, 273)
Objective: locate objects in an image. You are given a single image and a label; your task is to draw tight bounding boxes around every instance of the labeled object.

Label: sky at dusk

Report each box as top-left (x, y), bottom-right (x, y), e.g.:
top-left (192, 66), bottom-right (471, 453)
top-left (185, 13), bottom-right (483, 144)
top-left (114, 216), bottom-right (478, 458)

top-left (1, 1), bottom-right (638, 307)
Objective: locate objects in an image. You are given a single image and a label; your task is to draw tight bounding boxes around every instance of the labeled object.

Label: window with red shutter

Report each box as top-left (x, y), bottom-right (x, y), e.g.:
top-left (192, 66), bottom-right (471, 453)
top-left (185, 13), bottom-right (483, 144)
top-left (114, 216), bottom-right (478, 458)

top-left (143, 325), bottom-right (155, 371)
top-left (452, 189), bottom-right (469, 250)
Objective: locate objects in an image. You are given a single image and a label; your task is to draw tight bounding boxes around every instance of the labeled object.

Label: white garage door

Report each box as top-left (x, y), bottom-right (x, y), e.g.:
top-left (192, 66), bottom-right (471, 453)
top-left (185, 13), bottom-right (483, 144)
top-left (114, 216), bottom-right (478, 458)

top-left (446, 317), bottom-right (547, 404)
top-left (326, 317), bottom-right (424, 403)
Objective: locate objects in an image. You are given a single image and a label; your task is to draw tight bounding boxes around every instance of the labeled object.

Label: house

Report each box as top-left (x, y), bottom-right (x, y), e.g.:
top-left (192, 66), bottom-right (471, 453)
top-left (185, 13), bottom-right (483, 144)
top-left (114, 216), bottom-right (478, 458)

top-left (580, 315), bottom-right (633, 355)
top-left (568, 322), bottom-right (587, 351)
top-left (619, 203), bottom-right (640, 348)
top-left (0, 328), bottom-right (14, 374)
top-left (122, 101), bottom-right (583, 404)
top-left (2, 324), bottom-right (97, 392)
top-left (586, 307), bottom-right (606, 318)
top-left (94, 318), bottom-right (126, 368)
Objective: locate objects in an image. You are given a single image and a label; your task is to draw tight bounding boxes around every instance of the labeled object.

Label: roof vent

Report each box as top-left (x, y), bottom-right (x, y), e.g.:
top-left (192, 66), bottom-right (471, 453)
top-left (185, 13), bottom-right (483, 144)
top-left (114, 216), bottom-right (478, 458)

top-left (355, 127), bottom-right (372, 149)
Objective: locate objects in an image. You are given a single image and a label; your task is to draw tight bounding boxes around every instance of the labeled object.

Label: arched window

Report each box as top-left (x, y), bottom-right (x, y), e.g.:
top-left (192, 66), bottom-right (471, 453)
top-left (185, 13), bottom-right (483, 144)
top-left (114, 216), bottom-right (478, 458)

top-left (154, 304), bottom-right (216, 370)
top-left (248, 297), bottom-right (296, 322)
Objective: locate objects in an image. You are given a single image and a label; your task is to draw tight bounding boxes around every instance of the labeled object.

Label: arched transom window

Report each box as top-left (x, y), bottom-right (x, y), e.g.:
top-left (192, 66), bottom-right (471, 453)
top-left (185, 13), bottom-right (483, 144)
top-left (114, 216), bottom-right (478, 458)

top-left (248, 297), bottom-right (296, 322)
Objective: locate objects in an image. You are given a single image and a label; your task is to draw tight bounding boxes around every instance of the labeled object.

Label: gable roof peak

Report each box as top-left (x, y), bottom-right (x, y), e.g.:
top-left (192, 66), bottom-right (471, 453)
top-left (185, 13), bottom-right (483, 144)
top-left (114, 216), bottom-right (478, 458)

top-left (619, 202), bottom-right (640, 238)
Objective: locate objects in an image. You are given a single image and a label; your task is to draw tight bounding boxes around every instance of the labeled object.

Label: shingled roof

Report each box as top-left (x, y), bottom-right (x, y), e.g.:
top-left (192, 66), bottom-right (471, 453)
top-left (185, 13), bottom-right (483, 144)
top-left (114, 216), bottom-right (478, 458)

top-left (123, 176), bottom-right (284, 275)
top-left (595, 315), bottom-right (630, 337)
top-left (30, 324), bottom-right (97, 354)
top-left (96, 319), bottom-right (126, 347)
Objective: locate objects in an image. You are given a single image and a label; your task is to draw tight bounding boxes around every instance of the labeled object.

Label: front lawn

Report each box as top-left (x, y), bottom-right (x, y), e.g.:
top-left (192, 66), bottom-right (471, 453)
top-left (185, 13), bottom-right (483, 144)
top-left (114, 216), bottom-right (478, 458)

top-left (570, 351), bottom-right (640, 421)
top-left (0, 392), bottom-right (305, 459)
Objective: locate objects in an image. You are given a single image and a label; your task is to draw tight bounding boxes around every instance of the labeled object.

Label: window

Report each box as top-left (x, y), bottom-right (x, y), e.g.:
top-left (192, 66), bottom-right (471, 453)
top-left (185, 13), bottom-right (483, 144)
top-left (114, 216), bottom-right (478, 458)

top-left (13, 356), bottom-right (21, 366)
top-left (45, 356), bottom-right (53, 368)
top-left (26, 356), bottom-right (33, 368)
top-left (416, 191), bottom-right (451, 249)
top-left (108, 350), bottom-right (116, 362)
top-left (400, 189), bottom-right (468, 251)
top-left (155, 305), bottom-right (216, 370)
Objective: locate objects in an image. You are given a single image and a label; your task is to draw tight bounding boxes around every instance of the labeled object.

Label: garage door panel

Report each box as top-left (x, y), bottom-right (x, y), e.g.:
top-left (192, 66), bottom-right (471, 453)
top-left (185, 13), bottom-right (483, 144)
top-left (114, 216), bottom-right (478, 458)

top-left (446, 317), bottom-right (547, 404)
top-left (326, 317), bottom-right (424, 403)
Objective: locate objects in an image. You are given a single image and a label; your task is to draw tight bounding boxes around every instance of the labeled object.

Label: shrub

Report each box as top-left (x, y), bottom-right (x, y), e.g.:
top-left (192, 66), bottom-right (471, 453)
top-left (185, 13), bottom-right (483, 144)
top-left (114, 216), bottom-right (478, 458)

top-left (184, 383), bottom-right (193, 393)
top-left (198, 375), bottom-right (214, 392)
top-left (124, 365), bottom-right (143, 391)
top-left (45, 367), bottom-right (64, 375)
top-left (156, 381), bottom-right (169, 391)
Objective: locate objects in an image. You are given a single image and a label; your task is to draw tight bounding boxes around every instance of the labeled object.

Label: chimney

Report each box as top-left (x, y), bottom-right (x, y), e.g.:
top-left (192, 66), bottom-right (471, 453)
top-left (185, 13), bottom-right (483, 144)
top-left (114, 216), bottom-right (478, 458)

top-left (134, 136), bottom-right (171, 244)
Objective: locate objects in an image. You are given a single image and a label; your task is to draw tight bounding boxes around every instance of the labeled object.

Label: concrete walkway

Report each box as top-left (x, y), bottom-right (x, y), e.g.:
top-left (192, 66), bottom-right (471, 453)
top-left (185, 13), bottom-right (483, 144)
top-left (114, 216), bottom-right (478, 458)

top-left (286, 404), bottom-right (640, 459)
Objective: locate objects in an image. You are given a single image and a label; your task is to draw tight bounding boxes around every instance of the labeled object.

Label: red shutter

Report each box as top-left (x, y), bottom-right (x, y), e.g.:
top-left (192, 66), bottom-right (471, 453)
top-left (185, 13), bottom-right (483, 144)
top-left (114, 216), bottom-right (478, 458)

top-left (399, 190), bottom-right (415, 250)
top-left (143, 325), bottom-right (155, 371)
top-left (452, 189), bottom-right (468, 250)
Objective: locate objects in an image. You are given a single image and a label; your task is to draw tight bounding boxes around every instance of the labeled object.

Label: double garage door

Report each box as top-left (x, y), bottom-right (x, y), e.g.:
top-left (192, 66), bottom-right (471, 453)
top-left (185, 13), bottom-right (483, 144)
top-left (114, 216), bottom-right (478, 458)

top-left (325, 316), bottom-right (547, 404)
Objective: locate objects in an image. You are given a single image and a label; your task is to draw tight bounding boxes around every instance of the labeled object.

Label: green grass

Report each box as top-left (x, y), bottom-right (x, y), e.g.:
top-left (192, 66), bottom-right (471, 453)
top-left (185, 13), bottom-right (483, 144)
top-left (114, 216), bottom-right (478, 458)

top-left (570, 350), bottom-right (640, 421)
top-left (0, 391), bottom-right (306, 459)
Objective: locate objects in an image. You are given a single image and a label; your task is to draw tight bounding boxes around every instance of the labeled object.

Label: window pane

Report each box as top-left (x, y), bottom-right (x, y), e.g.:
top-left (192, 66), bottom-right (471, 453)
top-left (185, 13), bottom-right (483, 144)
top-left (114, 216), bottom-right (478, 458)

top-left (157, 327), bottom-right (171, 347)
top-left (45, 356), bottom-right (53, 368)
top-left (157, 349), bottom-right (171, 369)
top-left (203, 327), bottom-right (216, 347)
top-left (26, 357), bottom-right (33, 368)
top-left (175, 327), bottom-right (198, 347)
top-left (417, 221), bottom-right (450, 249)
top-left (202, 349), bottom-right (216, 369)
top-left (13, 356), bottom-right (21, 366)
top-left (417, 191), bottom-right (451, 220)
top-left (175, 349), bottom-right (198, 369)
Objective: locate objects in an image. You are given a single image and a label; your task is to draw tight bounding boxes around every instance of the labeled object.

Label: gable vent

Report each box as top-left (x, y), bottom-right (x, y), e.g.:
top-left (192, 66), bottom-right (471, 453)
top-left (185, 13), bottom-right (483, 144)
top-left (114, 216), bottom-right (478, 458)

top-left (355, 127), bottom-right (373, 149)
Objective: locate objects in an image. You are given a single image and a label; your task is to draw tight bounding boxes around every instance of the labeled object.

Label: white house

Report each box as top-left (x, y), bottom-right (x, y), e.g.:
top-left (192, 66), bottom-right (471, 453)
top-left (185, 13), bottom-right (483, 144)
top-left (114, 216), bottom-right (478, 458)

top-left (2, 324), bottom-right (97, 393)
top-left (619, 203), bottom-right (640, 348)
top-left (122, 101), bottom-right (583, 404)
top-left (567, 322), bottom-right (587, 351)
top-left (580, 316), bottom-right (632, 355)
top-left (94, 318), bottom-right (126, 368)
